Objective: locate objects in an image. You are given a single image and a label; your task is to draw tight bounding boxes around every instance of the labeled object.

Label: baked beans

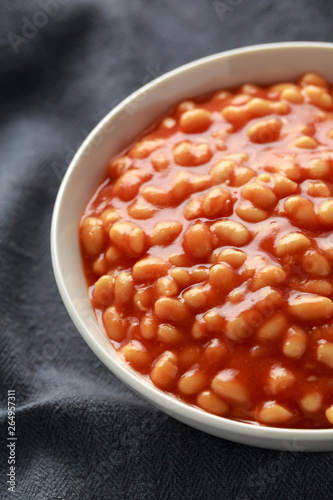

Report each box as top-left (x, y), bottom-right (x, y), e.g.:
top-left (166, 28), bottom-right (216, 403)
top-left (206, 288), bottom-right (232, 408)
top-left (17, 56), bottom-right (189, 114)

top-left (80, 73), bottom-right (333, 429)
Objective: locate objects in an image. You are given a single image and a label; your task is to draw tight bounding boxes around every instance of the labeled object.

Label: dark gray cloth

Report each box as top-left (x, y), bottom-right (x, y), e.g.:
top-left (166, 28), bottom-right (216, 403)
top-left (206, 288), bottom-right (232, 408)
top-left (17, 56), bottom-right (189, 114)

top-left (1, 1), bottom-right (333, 498)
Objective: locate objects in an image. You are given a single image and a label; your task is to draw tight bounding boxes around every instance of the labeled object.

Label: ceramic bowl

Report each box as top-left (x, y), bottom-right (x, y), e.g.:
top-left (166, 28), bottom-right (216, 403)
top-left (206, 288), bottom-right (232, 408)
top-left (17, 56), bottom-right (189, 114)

top-left (51, 41), bottom-right (333, 451)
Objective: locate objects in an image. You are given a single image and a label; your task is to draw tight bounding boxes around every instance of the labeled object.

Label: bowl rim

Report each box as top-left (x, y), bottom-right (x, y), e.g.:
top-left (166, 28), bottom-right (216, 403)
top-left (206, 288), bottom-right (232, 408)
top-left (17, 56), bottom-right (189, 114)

top-left (51, 41), bottom-right (333, 449)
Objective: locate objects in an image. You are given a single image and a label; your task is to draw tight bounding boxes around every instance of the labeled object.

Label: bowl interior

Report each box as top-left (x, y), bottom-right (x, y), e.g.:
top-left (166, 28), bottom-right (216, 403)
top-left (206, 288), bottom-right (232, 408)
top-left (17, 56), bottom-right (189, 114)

top-left (51, 42), bottom-right (333, 451)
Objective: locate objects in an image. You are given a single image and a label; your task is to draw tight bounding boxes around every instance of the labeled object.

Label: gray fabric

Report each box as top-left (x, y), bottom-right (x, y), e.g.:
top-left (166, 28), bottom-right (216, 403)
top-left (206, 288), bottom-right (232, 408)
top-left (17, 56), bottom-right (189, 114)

top-left (1, 1), bottom-right (333, 498)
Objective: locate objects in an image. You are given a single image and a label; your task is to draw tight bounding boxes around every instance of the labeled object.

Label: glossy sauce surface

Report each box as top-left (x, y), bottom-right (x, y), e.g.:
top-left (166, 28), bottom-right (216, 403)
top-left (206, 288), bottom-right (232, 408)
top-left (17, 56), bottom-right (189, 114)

top-left (80, 73), bottom-right (333, 428)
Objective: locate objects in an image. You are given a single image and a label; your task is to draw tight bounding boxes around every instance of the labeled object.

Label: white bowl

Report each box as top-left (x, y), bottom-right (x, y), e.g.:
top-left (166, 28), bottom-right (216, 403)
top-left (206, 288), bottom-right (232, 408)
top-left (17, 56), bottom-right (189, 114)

top-left (51, 41), bottom-right (333, 451)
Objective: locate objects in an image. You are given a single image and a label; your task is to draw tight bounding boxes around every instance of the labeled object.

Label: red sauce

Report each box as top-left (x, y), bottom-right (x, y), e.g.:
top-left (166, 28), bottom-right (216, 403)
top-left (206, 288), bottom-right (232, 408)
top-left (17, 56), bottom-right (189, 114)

top-left (79, 73), bottom-right (333, 428)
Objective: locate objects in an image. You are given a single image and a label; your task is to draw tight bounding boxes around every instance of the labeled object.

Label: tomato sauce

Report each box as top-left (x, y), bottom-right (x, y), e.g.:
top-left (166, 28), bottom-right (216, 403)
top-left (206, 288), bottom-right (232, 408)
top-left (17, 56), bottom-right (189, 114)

top-left (80, 73), bottom-right (333, 428)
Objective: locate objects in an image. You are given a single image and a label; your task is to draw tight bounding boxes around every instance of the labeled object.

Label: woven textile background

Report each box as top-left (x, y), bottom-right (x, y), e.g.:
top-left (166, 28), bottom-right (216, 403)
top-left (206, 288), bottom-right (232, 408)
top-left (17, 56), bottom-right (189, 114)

top-left (1, 1), bottom-right (333, 498)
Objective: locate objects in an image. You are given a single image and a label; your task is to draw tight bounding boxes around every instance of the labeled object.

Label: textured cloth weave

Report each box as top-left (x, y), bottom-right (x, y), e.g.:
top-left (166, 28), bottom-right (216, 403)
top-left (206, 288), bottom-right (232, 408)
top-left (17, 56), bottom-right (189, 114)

top-left (1, 1), bottom-right (333, 499)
